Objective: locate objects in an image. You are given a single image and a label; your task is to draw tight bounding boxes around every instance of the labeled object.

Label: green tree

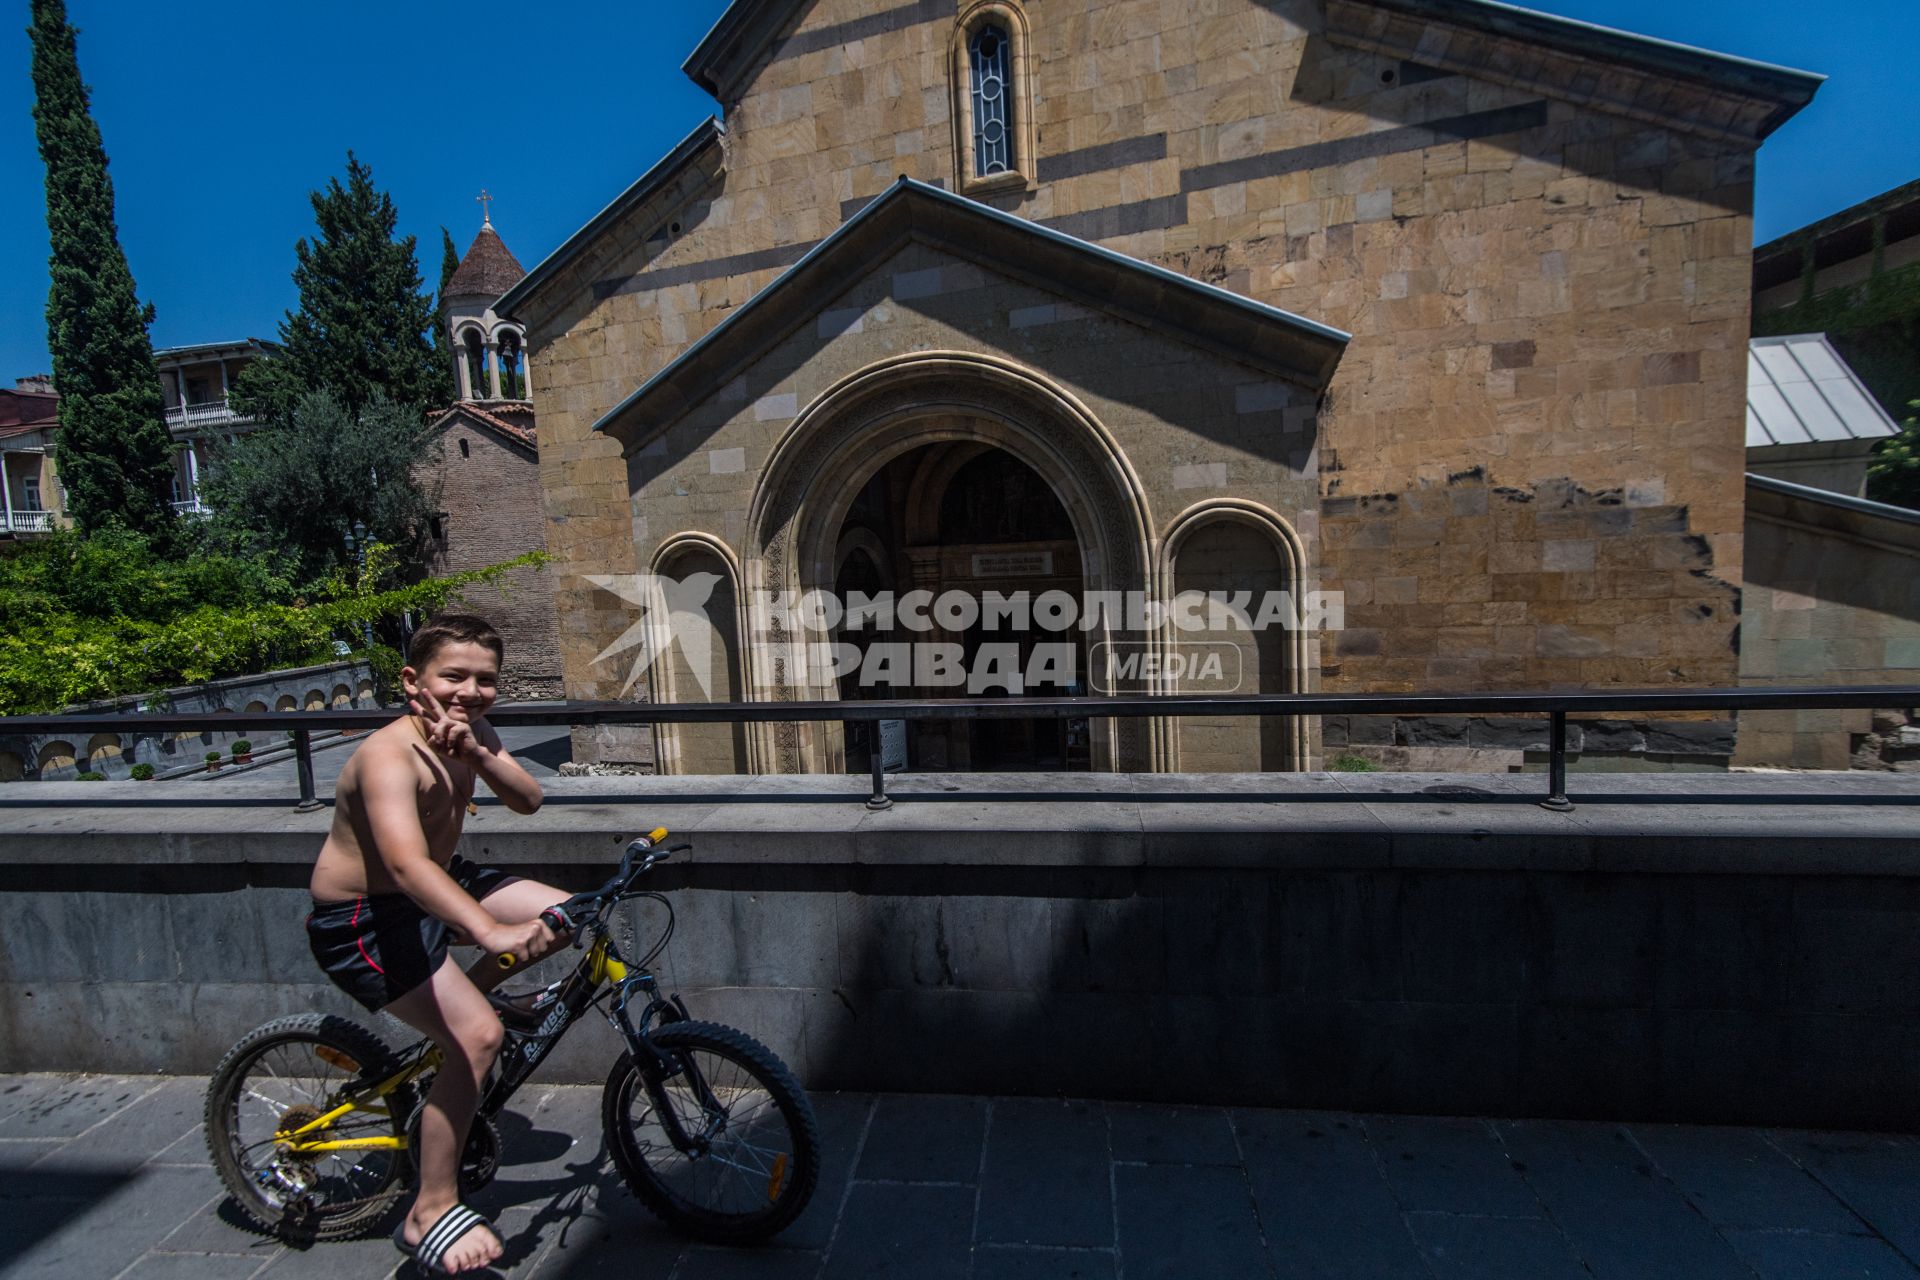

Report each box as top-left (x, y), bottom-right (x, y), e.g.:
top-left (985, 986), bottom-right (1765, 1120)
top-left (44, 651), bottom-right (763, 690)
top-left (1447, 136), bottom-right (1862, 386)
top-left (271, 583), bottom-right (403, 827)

top-left (203, 389), bottom-right (440, 582)
top-left (432, 225), bottom-right (459, 388)
top-left (231, 153), bottom-right (452, 425)
top-left (1867, 403), bottom-right (1920, 510)
top-left (28, 0), bottom-right (176, 537)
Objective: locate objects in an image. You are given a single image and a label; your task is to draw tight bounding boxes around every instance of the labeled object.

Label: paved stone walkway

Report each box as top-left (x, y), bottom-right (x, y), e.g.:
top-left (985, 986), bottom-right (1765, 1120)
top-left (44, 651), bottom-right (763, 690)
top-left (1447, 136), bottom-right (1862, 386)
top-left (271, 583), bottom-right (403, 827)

top-left (2, 1073), bottom-right (1918, 1279)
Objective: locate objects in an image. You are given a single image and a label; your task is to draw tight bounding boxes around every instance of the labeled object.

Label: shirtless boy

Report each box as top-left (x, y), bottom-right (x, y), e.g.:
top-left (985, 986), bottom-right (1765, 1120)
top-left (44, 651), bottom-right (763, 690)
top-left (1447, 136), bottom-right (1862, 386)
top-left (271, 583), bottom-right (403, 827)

top-left (306, 614), bottom-right (562, 1275)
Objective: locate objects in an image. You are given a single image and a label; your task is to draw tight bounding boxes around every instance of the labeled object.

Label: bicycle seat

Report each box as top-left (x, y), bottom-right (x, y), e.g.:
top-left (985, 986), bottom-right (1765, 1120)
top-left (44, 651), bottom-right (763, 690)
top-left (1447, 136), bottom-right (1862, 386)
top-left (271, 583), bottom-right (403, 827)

top-left (488, 990), bottom-right (556, 1033)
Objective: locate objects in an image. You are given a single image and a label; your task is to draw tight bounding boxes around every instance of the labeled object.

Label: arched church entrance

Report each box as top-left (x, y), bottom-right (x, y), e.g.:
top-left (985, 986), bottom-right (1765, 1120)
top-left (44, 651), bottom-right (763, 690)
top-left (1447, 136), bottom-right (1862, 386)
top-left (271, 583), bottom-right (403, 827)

top-left (742, 351), bottom-right (1157, 775)
top-left (832, 441), bottom-right (1091, 773)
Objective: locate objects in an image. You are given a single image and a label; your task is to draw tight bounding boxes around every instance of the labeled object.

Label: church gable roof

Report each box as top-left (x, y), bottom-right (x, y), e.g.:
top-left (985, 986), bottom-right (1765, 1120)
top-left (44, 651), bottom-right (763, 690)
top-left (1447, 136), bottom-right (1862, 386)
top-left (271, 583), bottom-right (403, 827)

top-left (1327, 0), bottom-right (1820, 143)
top-left (687, 0), bottom-right (1818, 137)
top-left (446, 224), bottom-right (528, 300)
top-left (593, 178), bottom-right (1350, 447)
top-left (429, 401), bottom-right (539, 457)
top-left (495, 118), bottom-right (726, 324)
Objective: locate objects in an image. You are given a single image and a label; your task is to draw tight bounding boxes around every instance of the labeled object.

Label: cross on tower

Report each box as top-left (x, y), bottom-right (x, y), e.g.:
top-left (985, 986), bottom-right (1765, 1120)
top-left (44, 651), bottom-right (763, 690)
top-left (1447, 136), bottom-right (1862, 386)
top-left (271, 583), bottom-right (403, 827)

top-left (476, 188), bottom-right (493, 227)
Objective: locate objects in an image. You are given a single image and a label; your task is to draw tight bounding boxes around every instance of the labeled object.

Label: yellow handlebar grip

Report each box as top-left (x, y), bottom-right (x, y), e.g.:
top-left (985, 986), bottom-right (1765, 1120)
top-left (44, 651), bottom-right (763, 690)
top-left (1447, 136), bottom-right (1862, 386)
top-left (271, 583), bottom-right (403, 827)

top-left (648, 826), bottom-right (669, 844)
top-left (496, 953), bottom-right (517, 970)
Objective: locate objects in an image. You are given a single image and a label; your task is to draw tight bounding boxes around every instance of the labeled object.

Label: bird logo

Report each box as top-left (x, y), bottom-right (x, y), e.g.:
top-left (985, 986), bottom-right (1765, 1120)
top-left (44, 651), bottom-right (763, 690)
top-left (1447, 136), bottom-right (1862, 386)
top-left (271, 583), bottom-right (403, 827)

top-left (583, 571), bottom-right (725, 699)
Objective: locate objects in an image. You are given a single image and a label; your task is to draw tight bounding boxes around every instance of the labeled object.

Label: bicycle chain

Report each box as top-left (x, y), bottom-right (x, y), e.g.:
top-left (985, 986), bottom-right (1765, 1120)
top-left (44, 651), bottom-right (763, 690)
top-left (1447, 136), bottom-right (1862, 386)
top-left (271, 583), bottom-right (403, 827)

top-left (273, 1070), bottom-right (424, 1224)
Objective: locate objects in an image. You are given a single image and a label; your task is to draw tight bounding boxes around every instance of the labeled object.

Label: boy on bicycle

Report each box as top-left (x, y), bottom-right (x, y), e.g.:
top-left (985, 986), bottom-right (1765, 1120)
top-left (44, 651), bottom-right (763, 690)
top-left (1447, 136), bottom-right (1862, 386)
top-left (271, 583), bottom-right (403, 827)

top-left (307, 613), bottom-right (563, 1275)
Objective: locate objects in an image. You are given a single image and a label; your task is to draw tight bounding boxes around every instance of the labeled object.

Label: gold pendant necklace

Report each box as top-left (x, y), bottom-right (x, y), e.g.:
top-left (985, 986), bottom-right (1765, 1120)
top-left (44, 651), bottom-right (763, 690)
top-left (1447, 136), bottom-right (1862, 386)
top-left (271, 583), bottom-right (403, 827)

top-left (411, 713), bottom-right (479, 816)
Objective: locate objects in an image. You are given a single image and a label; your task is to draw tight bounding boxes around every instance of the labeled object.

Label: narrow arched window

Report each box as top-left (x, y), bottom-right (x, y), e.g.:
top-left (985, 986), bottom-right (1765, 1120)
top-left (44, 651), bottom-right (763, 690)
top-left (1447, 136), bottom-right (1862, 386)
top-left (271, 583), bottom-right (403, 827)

top-left (970, 25), bottom-right (1012, 178)
top-left (952, 6), bottom-right (1033, 195)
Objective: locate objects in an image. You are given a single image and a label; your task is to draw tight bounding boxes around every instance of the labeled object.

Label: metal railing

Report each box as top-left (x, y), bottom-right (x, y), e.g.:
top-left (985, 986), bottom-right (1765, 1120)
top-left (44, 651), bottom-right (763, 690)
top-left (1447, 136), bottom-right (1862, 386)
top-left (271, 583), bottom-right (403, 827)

top-left (4, 684), bottom-right (1918, 813)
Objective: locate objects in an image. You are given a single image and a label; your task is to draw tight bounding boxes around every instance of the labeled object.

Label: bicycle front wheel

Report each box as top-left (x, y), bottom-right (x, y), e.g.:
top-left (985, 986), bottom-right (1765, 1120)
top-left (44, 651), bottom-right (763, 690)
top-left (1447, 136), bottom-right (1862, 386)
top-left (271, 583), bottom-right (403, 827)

top-left (204, 1013), bottom-right (415, 1241)
top-left (602, 1020), bottom-right (820, 1243)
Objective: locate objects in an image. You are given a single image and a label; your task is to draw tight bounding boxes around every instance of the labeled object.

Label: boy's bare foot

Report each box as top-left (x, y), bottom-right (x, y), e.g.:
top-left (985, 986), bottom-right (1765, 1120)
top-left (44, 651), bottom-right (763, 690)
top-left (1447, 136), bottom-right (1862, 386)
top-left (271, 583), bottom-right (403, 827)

top-left (400, 1198), bottom-right (503, 1275)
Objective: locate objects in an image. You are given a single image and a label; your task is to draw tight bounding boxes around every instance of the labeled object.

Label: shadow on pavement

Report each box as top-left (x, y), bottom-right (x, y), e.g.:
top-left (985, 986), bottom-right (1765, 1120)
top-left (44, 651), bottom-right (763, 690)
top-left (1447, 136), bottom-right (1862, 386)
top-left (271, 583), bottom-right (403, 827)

top-left (0, 1167), bottom-right (135, 1268)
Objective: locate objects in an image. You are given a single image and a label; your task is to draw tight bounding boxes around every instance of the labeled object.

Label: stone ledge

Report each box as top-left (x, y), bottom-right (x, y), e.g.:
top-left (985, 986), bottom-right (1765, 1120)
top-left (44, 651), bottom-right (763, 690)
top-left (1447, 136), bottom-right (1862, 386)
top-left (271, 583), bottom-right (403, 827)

top-left (3, 771), bottom-right (1918, 876)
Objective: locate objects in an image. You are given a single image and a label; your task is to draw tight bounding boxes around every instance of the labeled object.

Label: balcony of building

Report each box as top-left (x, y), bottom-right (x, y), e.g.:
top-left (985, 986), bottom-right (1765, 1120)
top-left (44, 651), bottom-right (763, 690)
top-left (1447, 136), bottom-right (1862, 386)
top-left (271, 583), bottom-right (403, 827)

top-left (154, 338), bottom-right (277, 440)
top-left (1, 449), bottom-right (58, 535)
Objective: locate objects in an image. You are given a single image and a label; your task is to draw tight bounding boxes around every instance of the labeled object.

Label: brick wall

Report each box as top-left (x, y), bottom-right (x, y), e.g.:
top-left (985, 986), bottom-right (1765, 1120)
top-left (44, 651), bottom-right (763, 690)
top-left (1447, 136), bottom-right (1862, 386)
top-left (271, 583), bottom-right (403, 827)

top-left (419, 422), bottom-right (563, 700)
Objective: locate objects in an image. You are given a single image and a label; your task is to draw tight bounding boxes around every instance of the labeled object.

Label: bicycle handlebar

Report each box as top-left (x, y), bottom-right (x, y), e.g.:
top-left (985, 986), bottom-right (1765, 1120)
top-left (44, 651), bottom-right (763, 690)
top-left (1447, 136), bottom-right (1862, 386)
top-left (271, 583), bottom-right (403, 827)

top-left (492, 828), bottom-right (682, 969)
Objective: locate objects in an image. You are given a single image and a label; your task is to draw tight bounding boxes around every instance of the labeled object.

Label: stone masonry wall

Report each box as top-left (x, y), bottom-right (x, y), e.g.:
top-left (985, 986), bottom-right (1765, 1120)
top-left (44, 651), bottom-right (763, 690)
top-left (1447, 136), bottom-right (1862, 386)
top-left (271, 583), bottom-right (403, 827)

top-left (520, 0), bottom-right (1764, 763)
top-left (1738, 483), bottom-right (1920, 770)
top-left (624, 238), bottom-right (1323, 769)
top-left (420, 424), bottom-right (563, 701)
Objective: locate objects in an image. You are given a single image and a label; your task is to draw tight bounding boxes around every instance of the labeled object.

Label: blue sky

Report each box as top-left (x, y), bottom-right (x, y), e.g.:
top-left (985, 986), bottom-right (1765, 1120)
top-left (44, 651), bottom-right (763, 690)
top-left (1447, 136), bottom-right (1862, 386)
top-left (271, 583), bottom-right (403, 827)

top-left (2, 1), bottom-right (1914, 382)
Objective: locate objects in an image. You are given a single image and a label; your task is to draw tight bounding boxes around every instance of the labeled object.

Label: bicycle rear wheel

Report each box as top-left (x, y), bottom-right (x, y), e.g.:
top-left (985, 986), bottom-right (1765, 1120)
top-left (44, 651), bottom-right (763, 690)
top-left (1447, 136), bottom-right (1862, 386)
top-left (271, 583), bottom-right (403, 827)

top-left (205, 1013), bottom-right (416, 1241)
top-left (602, 1020), bottom-right (820, 1243)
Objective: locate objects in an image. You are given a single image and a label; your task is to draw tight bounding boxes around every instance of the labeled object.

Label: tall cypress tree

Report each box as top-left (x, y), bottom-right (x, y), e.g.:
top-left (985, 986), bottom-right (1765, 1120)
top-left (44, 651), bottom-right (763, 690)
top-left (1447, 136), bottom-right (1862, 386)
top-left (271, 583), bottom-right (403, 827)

top-left (431, 226), bottom-right (459, 395)
top-left (29, 0), bottom-right (176, 536)
top-left (232, 153), bottom-right (452, 425)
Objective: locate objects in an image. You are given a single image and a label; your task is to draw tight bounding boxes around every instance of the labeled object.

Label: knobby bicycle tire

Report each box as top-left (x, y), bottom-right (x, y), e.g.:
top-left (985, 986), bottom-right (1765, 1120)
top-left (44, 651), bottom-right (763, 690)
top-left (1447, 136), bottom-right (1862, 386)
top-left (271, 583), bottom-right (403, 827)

top-left (601, 1020), bottom-right (821, 1243)
top-left (205, 1013), bottom-right (416, 1241)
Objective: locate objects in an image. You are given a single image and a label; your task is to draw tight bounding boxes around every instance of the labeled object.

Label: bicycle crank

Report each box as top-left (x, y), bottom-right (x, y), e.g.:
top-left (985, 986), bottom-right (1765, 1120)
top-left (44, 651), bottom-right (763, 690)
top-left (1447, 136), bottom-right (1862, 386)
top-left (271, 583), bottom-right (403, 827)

top-left (404, 1105), bottom-right (502, 1192)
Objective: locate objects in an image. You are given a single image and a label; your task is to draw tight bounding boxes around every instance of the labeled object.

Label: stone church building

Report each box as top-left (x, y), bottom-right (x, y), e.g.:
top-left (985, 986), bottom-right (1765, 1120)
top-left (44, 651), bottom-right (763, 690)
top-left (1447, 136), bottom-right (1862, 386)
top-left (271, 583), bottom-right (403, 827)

top-left (496, 0), bottom-right (1820, 774)
top-left (420, 215), bottom-right (565, 700)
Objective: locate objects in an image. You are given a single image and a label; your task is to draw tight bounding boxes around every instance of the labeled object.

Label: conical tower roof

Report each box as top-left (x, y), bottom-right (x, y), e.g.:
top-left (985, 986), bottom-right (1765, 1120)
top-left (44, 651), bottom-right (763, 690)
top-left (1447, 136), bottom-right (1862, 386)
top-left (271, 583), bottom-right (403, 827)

top-left (446, 222), bottom-right (527, 300)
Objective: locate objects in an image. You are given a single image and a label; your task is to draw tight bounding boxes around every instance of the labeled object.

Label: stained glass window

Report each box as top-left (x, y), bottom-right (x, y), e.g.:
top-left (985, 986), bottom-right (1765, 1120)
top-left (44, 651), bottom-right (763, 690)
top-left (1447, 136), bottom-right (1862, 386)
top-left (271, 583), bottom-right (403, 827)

top-left (970, 25), bottom-right (1012, 178)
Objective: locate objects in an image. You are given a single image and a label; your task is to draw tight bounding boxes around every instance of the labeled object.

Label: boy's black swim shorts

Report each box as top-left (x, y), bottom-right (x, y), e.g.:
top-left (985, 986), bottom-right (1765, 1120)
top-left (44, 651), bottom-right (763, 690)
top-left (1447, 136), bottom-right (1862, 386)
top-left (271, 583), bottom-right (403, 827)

top-left (307, 856), bottom-right (520, 1011)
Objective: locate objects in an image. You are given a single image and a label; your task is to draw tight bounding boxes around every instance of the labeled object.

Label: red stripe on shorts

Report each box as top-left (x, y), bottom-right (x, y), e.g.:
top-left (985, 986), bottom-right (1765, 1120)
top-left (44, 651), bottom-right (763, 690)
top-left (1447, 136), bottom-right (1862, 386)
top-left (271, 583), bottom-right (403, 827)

top-left (350, 896), bottom-right (385, 974)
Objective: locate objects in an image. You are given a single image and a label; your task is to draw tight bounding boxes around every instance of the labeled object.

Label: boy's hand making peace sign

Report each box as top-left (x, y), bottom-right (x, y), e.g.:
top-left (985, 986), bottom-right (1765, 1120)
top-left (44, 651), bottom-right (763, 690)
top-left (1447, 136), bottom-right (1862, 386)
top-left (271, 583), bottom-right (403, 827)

top-left (410, 687), bottom-right (483, 760)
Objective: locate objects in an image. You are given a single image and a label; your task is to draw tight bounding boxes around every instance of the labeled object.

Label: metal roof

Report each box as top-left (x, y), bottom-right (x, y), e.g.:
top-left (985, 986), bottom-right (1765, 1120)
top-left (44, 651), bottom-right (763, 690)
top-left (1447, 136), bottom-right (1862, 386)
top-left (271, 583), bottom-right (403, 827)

top-left (1746, 334), bottom-right (1899, 449)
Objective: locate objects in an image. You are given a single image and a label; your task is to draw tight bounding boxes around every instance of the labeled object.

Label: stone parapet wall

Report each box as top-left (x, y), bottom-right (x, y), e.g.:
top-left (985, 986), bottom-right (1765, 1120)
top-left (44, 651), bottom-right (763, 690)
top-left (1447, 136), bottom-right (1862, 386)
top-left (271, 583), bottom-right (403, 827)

top-left (3, 771), bottom-right (1917, 1129)
top-left (0, 659), bottom-right (375, 782)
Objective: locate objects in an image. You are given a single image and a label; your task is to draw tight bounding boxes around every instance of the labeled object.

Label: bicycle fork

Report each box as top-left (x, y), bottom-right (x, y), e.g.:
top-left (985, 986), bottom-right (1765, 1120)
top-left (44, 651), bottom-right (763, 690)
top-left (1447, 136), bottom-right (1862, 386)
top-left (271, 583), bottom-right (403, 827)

top-left (609, 973), bottom-right (723, 1155)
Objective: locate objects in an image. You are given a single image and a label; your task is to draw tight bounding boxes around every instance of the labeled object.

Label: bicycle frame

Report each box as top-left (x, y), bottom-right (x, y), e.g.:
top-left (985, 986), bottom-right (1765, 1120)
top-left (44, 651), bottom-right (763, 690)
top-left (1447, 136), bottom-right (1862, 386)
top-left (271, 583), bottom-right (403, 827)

top-left (272, 926), bottom-right (663, 1158)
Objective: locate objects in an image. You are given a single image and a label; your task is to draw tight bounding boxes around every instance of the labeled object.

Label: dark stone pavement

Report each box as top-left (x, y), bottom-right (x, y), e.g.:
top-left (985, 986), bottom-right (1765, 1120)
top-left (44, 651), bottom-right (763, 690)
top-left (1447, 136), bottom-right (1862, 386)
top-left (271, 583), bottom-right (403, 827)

top-left (2, 1074), bottom-right (1918, 1278)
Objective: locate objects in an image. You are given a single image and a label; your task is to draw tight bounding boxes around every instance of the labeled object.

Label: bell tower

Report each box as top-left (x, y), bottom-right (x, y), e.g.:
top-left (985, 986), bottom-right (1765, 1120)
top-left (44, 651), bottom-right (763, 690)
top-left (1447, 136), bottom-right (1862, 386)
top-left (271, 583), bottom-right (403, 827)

top-left (444, 193), bottom-right (531, 402)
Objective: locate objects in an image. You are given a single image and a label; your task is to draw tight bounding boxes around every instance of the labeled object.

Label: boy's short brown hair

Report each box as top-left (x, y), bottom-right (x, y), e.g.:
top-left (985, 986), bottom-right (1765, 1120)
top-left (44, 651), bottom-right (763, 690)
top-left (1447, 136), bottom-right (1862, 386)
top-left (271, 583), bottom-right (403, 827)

top-left (407, 613), bottom-right (504, 669)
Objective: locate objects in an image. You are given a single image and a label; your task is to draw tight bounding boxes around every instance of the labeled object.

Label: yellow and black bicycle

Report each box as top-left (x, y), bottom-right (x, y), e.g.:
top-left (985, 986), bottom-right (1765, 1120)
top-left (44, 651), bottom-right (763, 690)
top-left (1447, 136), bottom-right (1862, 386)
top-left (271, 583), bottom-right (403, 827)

top-left (203, 830), bottom-right (820, 1245)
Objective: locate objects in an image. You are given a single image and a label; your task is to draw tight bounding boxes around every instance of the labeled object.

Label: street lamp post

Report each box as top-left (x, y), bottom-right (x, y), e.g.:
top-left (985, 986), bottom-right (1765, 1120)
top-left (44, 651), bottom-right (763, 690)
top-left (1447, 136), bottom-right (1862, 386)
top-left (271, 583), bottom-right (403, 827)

top-left (343, 521), bottom-right (375, 653)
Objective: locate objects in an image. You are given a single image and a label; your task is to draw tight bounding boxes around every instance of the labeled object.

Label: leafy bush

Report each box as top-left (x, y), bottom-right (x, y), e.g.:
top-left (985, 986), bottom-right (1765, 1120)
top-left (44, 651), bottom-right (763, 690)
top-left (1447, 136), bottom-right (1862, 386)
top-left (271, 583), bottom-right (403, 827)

top-left (206, 751), bottom-right (222, 763)
top-left (129, 762), bottom-right (155, 780)
top-left (0, 525), bottom-right (549, 714)
top-left (1330, 753), bottom-right (1379, 772)
top-left (231, 739), bottom-right (253, 756)
top-left (363, 642), bottom-right (403, 704)
top-left (75, 771), bottom-right (105, 781)
top-left (1868, 402), bottom-right (1920, 510)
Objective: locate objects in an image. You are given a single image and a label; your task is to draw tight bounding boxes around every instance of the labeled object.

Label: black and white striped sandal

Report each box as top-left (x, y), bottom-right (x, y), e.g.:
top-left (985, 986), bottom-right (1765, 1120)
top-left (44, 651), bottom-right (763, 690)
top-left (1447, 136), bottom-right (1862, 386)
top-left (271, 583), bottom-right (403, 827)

top-left (393, 1202), bottom-right (500, 1274)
